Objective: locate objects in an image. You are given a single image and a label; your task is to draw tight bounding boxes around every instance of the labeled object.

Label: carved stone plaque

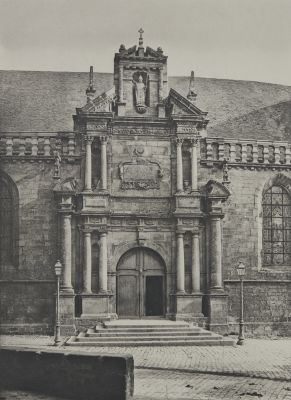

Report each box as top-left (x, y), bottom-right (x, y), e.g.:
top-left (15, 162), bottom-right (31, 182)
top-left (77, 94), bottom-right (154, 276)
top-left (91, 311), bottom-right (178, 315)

top-left (119, 159), bottom-right (163, 190)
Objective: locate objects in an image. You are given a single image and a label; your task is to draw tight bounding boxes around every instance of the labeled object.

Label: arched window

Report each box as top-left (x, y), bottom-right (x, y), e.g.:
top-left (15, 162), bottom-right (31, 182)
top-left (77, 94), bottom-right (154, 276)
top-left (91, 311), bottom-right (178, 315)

top-left (0, 172), bottom-right (18, 266)
top-left (262, 185), bottom-right (291, 266)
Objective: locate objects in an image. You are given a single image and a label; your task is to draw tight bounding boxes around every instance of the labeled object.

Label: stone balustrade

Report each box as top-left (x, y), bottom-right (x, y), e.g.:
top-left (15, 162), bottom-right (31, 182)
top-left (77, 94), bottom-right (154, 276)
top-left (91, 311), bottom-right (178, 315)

top-left (0, 133), bottom-right (77, 157)
top-left (201, 138), bottom-right (291, 166)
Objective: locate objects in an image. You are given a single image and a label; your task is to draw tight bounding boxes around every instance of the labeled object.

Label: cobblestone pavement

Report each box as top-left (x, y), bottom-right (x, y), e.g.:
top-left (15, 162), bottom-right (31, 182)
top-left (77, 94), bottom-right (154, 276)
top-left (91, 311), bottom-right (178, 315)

top-left (1, 336), bottom-right (291, 381)
top-left (2, 371), bottom-right (291, 400)
top-left (133, 369), bottom-right (291, 399)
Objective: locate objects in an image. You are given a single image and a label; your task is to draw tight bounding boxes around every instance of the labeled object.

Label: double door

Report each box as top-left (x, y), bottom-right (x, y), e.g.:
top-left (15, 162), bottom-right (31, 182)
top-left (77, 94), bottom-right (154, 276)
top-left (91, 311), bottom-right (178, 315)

top-left (117, 248), bottom-right (165, 318)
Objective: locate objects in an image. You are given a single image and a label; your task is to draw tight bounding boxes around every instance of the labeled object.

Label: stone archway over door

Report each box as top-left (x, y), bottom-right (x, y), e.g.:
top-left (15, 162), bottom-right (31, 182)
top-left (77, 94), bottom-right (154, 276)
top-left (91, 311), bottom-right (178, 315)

top-left (116, 247), bottom-right (166, 318)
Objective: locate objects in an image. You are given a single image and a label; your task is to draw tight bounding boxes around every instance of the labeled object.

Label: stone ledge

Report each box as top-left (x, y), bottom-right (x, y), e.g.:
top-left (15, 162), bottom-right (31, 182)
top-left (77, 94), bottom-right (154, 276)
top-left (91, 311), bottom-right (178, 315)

top-left (0, 346), bottom-right (134, 400)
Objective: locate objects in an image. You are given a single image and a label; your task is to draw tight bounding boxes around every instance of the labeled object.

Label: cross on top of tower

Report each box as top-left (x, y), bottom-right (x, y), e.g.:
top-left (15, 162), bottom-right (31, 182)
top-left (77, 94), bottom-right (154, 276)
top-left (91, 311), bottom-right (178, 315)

top-left (138, 28), bottom-right (144, 47)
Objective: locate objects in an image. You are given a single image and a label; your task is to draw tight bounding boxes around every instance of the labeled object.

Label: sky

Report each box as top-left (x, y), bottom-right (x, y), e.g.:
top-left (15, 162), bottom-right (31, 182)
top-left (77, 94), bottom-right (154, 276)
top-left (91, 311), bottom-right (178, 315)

top-left (0, 0), bottom-right (290, 85)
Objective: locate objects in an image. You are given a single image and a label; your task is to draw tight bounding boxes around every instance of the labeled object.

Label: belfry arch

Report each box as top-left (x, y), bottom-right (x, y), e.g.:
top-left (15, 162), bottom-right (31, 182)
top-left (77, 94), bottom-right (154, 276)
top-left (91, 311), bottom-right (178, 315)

top-left (116, 247), bottom-right (166, 318)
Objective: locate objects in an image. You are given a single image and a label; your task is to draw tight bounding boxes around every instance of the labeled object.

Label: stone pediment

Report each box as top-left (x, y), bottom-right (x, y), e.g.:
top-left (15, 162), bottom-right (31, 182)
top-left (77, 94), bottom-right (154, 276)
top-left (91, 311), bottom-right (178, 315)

top-left (205, 180), bottom-right (230, 201)
top-left (81, 87), bottom-right (116, 113)
top-left (166, 89), bottom-right (208, 117)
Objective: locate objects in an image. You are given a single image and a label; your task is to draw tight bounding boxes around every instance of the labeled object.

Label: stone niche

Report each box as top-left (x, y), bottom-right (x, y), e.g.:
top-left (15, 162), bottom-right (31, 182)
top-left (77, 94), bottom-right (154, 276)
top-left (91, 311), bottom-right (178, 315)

top-left (119, 158), bottom-right (163, 190)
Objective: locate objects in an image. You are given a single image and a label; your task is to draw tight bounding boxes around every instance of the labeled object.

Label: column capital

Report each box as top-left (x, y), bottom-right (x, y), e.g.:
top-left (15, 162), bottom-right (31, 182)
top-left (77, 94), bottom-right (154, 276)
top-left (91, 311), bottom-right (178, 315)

top-left (83, 135), bottom-right (94, 144)
top-left (79, 225), bottom-right (93, 234)
top-left (192, 229), bottom-right (200, 237)
top-left (62, 213), bottom-right (72, 219)
top-left (208, 212), bottom-right (224, 221)
top-left (97, 225), bottom-right (108, 235)
top-left (176, 230), bottom-right (185, 237)
top-left (100, 135), bottom-right (109, 143)
top-left (175, 137), bottom-right (184, 146)
top-left (190, 137), bottom-right (199, 146)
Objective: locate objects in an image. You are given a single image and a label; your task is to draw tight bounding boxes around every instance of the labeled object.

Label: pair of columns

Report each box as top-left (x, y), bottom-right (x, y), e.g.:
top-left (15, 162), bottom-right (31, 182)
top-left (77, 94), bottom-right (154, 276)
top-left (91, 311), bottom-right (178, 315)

top-left (176, 137), bottom-right (199, 193)
top-left (176, 230), bottom-right (201, 294)
top-left (60, 213), bottom-right (108, 294)
top-left (83, 229), bottom-right (108, 294)
top-left (176, 216), bottom-right (223, 294)
top-left (84, 135), bottom-right (108, 191)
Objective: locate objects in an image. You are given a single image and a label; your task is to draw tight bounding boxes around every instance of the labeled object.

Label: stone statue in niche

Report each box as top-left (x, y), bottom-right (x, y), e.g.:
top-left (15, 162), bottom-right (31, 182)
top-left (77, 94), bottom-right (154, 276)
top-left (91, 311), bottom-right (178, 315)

top-left (132, 72), bottom-right (148, 113)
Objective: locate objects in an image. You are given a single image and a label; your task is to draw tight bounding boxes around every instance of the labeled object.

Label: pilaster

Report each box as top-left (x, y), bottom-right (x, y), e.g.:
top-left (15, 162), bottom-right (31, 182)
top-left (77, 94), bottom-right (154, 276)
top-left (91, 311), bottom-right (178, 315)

top-left (84, 135), bottom-right (93, 191)
top-left (176, 138), bottom-right (184, 193)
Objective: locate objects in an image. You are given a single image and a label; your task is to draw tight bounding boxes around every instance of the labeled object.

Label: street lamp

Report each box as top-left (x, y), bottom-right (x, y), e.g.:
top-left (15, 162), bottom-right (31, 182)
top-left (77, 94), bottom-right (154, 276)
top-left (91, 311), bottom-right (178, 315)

top-left (236, 261), bottom-right (246, 345)
top-left (54, 260), bottom-right (63, 346)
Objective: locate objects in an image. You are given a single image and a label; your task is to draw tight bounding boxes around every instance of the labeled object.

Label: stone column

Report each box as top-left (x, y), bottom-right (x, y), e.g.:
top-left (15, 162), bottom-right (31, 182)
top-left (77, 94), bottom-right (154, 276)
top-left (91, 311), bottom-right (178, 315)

top-left (83, 230), bottom-right (92, 293)
top-left (176, 232), bottom-right (185, 293)
top-left (176, 138), bottom-right (183, 193)
top-left (100, 136), bottom-right (108, 191)
top-left (99, 231), bottom-right (108, 293)
top-left (192, 230), bottom-right (201, 293)
top-left (84, 136), bottom-right (93, 191)
top-left (159, 67), bottom-right (163, 101)
top-left (210, 216), bottom-right (223, 290)
top-left (61, 214), bottom-right (73, 292)
top-left (190, 138), bottom-right (198, 191)
top-left (118, 65), bottom-right (124, 102)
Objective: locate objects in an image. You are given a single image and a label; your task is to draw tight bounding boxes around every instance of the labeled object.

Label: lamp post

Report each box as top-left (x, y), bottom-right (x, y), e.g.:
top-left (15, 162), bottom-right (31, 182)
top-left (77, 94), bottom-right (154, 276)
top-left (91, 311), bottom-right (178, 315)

top-left (236, 261), bottom-right (246, 345)
top-left (54, 260), bottom-right (63, 346)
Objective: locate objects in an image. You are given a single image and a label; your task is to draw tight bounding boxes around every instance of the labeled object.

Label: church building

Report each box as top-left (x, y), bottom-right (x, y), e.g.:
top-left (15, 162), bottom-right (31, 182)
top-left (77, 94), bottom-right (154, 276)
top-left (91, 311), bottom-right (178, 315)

top-left (1, 31), bottom-right (291, 336)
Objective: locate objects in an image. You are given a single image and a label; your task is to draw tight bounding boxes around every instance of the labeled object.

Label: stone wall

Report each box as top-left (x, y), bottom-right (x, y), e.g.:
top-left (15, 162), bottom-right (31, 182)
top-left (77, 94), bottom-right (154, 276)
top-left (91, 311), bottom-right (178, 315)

top-left (0, 161), bottom-right (80, 334)
top-left (198, 164), bottom-right (291, 334)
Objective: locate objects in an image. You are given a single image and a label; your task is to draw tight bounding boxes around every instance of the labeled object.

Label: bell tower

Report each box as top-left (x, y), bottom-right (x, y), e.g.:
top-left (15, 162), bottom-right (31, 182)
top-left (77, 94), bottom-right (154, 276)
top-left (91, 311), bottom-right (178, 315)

top-left (114, 29), bottom-right (168, 118)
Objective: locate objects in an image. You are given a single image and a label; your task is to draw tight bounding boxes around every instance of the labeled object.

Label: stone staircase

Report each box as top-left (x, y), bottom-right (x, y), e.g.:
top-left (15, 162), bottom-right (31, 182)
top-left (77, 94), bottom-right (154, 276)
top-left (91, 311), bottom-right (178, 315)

top-left (66, 320), bottom-right (235, 347)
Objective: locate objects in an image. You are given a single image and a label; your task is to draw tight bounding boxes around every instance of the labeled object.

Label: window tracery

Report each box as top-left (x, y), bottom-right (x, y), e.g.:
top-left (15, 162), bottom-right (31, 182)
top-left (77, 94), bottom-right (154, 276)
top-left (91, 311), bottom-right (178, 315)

top-left (262, 185), bottom-right (291, 266)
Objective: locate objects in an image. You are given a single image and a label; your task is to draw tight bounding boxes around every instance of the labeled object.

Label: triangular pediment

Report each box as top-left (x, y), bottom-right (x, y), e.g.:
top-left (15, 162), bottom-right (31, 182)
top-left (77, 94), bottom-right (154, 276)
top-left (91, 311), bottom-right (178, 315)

top-left (166, 89), bottom-right (208, 117)
top-left (205, 180), bottom-right (230, 200)
top-left (81, 87), bottom-right (116, 113)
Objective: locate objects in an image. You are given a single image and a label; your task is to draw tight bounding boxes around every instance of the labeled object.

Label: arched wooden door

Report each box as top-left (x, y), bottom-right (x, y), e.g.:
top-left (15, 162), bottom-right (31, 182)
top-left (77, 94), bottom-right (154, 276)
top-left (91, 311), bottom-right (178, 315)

top-left (116, 247), bottom-right (166, 318)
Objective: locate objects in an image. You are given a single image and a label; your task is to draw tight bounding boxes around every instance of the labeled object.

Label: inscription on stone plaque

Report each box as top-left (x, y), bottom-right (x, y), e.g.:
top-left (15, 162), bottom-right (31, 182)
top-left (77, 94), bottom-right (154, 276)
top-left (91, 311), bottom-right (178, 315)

top-left (119, 158), bottom-right (163, 190)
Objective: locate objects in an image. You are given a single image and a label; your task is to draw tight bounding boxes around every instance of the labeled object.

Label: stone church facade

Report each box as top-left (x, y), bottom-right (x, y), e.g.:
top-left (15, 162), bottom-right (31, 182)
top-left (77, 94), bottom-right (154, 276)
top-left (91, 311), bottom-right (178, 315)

top-left (1, 32), bottom-right (291, 336)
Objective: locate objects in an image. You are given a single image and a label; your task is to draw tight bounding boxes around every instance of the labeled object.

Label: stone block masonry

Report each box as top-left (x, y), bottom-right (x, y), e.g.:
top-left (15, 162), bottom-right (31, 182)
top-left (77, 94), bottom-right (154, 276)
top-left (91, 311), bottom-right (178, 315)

top-left (0, 347), bottom-right (134, 400)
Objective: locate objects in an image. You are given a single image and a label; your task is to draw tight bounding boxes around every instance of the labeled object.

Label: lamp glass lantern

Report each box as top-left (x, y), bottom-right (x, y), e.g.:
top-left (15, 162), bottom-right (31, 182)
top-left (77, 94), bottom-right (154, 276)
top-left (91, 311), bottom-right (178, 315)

top-left (54, 260), bottom-right (63, 277)
top-left (237, 261), bottom-right (246, 278)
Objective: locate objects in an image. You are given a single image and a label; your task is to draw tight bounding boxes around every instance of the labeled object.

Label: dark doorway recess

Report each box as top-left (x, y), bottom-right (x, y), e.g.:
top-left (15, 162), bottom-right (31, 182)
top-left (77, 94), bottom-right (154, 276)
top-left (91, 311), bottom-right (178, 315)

top-left (145, 276), bottom-right (164, 316)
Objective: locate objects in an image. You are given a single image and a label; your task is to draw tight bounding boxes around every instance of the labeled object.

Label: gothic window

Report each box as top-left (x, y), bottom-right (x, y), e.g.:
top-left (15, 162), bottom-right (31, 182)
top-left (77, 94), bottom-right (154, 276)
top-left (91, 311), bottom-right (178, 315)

top-left (0, 174), bottom-right (18, 266)
top-left (262, 185), bottom-right (291, 266)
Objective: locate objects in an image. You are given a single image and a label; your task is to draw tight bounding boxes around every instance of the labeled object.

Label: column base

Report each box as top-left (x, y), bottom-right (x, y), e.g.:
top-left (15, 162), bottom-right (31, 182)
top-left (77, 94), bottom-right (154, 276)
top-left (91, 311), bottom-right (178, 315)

top-left (116, 102), bottom-right (126, 116)
top-left (81, 293), bottom-right (113, 319)
top-left (60, 287), bottom-right (74, 294)
top-left (172, 293), bottom-right (203, 320)
top-left (206, 291), bottom-right (229, 335)
top-left (59, 293), bottom-right (76, 336)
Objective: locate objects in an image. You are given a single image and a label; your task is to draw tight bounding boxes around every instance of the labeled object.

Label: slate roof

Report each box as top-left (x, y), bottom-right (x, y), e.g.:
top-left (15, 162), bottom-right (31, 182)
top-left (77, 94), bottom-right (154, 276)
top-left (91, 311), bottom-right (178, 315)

top-left (0, 70), bottom-right (291, 140)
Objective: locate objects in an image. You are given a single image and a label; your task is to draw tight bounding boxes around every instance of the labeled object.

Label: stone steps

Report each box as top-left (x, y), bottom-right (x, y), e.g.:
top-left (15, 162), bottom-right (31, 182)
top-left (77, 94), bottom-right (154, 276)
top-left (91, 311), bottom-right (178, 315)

top-left (86, 330), bottom-right (209, 337)
top-left (66, 320), bottom-right (235, 347)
